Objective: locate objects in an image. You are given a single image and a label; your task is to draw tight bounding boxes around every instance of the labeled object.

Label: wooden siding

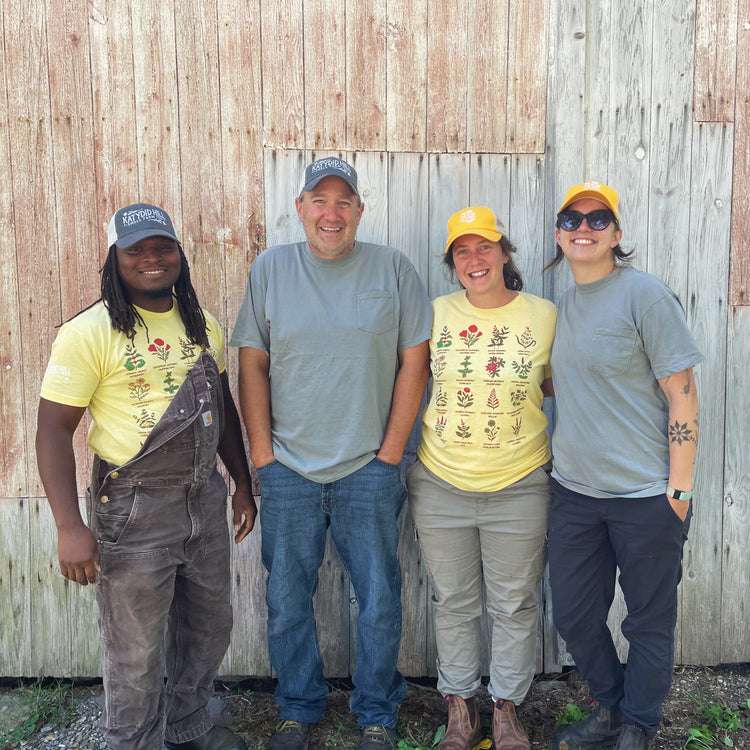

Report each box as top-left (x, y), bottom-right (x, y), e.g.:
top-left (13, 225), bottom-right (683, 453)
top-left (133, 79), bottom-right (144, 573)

top-left (0, 0), bottom-right (747, 678)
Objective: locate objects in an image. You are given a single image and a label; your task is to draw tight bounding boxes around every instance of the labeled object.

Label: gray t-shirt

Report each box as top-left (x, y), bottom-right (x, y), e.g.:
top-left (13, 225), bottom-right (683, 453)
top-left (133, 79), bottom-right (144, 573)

top-left (550, 266), bottom-right (704, 498)
top-left (230, 240), bottom-right (432, 482)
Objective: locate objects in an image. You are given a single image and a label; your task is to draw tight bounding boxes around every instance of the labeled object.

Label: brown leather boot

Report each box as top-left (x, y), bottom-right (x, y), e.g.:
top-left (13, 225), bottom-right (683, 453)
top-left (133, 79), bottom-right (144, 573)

top-left (438, 695), bottom-right (482, 750)
top-left (492, 700), bottom-right (529, 750)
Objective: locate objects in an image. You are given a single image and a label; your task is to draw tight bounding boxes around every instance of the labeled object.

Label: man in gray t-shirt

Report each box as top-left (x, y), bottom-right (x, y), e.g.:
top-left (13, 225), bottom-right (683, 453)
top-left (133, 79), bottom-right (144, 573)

top-left (231, 157), bottom-right (432, 750)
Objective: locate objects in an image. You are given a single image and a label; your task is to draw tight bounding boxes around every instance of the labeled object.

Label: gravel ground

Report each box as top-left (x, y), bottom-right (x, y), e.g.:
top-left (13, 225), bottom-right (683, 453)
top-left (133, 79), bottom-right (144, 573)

top-left (2, 664), bottom-right (749, 749)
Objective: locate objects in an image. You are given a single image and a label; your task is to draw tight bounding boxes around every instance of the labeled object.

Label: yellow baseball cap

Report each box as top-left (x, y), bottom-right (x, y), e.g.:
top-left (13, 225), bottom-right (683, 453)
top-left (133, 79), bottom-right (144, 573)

top-left (445, 206), bottom-right (507, 254)
top-left (558, 182), bottom-right (620, 222)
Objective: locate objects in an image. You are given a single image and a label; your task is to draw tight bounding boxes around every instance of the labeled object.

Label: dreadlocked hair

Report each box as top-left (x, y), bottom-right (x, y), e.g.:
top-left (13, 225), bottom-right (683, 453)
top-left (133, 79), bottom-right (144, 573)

top-left (100, 244), bottom-right (210, 349)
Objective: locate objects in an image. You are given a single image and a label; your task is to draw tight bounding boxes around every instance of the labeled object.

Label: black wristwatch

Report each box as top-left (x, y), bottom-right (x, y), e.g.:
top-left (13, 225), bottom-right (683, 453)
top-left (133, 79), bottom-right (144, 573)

top-left (666, 486), bottom-right (693, 502)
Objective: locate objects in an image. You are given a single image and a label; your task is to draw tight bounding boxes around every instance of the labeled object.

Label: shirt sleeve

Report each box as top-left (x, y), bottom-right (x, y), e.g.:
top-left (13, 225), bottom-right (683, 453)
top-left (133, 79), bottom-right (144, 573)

top-left (229, 262), bottom-right (271, 352)
top-left (40, 323), bottom-right (103, 408)
top-left (638, 292), bottom-right (704, 379)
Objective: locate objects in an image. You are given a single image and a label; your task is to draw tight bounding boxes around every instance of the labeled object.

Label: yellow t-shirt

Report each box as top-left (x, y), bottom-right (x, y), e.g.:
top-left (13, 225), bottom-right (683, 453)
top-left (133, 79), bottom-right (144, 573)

top-left (418, 290), bottom-right (557, 492)
top-left (40, 301), bottom-right (225, 466)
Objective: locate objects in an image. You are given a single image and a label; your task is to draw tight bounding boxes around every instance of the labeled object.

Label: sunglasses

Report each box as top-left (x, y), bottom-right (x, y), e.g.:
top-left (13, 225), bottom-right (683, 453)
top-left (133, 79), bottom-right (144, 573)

top-left (556, 209), bottom-right (617, 232)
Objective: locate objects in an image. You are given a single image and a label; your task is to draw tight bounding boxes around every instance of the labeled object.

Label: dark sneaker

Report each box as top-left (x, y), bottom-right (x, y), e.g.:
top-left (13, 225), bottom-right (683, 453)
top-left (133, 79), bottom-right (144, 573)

top-left (164, 725), bottom-right (248, 750)
top-left (267, 720), bottom-right (313, 750)
top-left (359, 725), bottom-right (399, 749)
top-left (614, 724), bottom-right (648, 750)
top-left (551, 702), bottom-right (623, 750)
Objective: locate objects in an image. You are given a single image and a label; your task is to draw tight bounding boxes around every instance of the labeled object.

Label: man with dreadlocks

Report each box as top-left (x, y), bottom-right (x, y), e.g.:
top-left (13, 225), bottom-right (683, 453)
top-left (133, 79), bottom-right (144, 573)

top-left (36, 203), bottom-right (255, 750)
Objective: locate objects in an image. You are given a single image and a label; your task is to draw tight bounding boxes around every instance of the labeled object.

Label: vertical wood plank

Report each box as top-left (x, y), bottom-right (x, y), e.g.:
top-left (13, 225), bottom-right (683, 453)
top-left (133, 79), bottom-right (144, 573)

top-left (646, 1), bottom-right (695, 296)
top-left (88, 0), bottom-right (139, 236)
top-left (608, 0), bottom-right (652, 267)
top-left (427, 154), bottom-right (471, 300)
top-left (131, 0), bottom-right (181, 208)
top-left (174, 0), bottom-right (225, 325)
top-left (30, 498), bottom-right (72, 674)
top-left (386, 0), bottom-right (427, 152)
top-left (47, 0), bottom-right (100, 321)
top-left (346, 0), bottom-right (387, 150)
top-left (0, 501), bottom-right (31, 674)
top-left (694, 0), bottom-right (737, 123)
top-left (544, 0), bottom-right (587, 304)
top-left (467, 0), bottom-right (509, 152)
top-left (6, 0), bottom-right (57, 499)
top-left (304, 0), bottom-right (346, 150)
top-left (388, 153), bottom-right (430, 278)
top-left (681, 122), bottom-right (732, 665)
top-left (261, 0), bottom-right (305, 148)
top-left (721, 306), bottom-right (750, 661)
top-left (0, 1), bottom-right (26, 499)
top-left (729, 0), bottom-right (750, 305)
top-left (506, 0), bottom-right (548, 154)
top-left (508, 156), bottom-right (547, 300)
top-left (263, 149), bottom-right (307, 249)
top-left (352, 151), bottom-right (388, 247)
top-left (426, 0), bottom-right (467, 153)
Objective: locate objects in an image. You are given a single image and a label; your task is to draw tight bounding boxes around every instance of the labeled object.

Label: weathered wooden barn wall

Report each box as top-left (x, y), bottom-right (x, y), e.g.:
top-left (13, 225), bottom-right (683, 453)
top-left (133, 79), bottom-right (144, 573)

top-left (0, 0), bottom-right (746, 678)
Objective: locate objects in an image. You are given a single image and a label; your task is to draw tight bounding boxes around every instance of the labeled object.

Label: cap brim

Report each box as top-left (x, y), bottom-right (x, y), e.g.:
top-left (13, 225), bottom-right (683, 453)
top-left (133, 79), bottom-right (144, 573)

top-left (114, 228), bottom-right (179, 248)
top-left (558, 191), bottom-right (618, 220)
top-left (445, 228), bottom-right (503, 254)
top-left (302, 174), bottom-right (359, 195)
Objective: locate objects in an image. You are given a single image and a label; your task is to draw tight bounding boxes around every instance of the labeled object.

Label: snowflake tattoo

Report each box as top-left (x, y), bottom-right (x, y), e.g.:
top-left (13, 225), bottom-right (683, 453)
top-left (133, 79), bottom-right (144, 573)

top-left (669, 419), bottom-right (694, 445)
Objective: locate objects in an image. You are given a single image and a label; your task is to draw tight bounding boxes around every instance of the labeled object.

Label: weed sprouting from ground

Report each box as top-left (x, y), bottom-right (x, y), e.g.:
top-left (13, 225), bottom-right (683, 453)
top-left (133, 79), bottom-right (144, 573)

top-left (683, 694), bottom-right (750, 749)
top-left (0, 679), bottom-right (77, 746)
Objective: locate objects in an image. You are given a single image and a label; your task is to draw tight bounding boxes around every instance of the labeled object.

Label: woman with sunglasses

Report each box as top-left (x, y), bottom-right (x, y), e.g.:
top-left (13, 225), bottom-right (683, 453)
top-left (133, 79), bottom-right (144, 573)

top-left (407, 207), bottom-right (557, 750)
top-left (546, 183), bottom-right (703, 750)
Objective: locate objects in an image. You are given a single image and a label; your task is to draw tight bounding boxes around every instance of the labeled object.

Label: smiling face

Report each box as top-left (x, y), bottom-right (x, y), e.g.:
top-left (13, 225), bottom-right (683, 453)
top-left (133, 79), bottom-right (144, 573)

top-left (452, 234), bottom-right (513, 308)
top-left (115, 236), bottom-right (181, 311)
top-left (555, 197), bottom-right (623, 282)
top-left (295, 175), bottom-right (364, 259)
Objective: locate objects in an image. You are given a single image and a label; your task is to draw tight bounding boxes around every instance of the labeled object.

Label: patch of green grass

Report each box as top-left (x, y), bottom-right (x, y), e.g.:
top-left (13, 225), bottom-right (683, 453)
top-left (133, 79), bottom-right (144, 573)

top-left (0, 679), bottom-right (77, 747)
top-left (683, 694), bottom-right (750, 749)
top-left (554, 702), bottom-right (592, 731)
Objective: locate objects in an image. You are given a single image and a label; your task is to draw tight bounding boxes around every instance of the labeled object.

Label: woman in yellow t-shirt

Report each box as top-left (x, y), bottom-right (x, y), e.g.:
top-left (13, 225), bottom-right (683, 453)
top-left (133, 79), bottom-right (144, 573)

top-left (407, 206), bottom-right (556, 750)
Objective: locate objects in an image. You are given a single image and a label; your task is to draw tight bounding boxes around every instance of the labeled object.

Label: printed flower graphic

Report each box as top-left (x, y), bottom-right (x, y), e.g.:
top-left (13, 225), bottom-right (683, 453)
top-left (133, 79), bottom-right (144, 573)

top-left (458, 355), bottom-right (473, 378)
top-left (432, 353), bottom-right (447, 378)
top-left (455, 419), bottom-right (471, 439)
top-left (516, 326), bottom-right (537, 349)
top-left (489, 325), bottom-right (509, 347)
top-left (436, 326), bottom-right (453, 349)
top-left (434, 385), bottom-right (448, 408)
top-left (179, 336), bottom-right (198, 361)
top-left (510, 389), bottom-right (527, 407)
top-left (148, 338), bottom-right (171, 362)
top-left (435, 416), bottom-right (447, 438)
top-left (128, 377), bottom-right (150, 401)
top-left (485, 356), bottom-right (505, 378)
top-left (511, 357), bottom-right (533, 379)
top-left (456, 387), bottom-right (474, 408)
top-left (511, 417), bottom-right (522, 437)
top-left (459, 324), bottom-right (482, 347)
top-left (123, 344), bottom-right (146, 372)
top-left (487, 388), bottom-right (500, 410)
top-left (484, 419), bottom-right (499, 441)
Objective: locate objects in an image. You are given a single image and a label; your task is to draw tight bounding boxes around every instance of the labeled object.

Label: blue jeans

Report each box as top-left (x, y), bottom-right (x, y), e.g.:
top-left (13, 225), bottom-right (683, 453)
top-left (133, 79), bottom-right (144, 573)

top-left (548, 478), bottom-right (691, 738)
top-left (258, 457), bottom-right (407, 727)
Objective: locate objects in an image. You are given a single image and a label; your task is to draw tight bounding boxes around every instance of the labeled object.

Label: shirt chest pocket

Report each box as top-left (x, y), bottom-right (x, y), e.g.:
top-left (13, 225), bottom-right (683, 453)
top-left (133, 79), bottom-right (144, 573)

top-left (587, 328), bottom-right (639, 377)
top-left (357, 291), bottom-right (396, 334)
